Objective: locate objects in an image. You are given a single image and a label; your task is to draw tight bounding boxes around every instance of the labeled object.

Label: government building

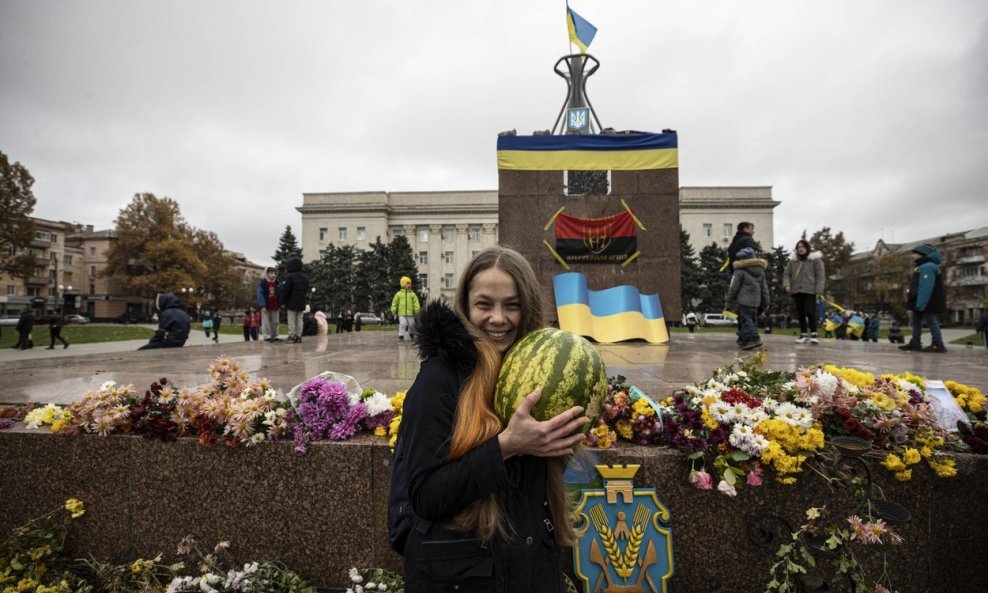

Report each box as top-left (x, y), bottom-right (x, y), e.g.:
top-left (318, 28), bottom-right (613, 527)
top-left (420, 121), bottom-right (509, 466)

top-left (297, 187), bottom-right (779, 303)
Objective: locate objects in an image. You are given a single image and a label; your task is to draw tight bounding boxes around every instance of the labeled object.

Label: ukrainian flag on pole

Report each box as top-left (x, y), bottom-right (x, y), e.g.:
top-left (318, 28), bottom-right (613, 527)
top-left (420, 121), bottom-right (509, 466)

top-left (566, 1), bottom-right (597, 53)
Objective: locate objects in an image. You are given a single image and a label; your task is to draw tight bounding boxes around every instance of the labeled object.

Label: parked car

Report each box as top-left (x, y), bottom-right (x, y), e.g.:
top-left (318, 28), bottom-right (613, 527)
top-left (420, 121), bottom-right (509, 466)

top-left (64, 314), bottom-right (90, 324)
top-left (701, 313), bottom-right (738, 327)
top-left (0, 314), bottom-right (20, 327)
top-left (354, 312), bottom-right (383, 326)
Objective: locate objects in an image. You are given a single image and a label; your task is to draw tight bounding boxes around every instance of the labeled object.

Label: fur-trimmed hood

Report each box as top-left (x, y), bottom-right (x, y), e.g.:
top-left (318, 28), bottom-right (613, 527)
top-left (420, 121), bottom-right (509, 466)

top-left (412, 300), bottom-right (477, 376)
top-left (733, 257), bottom-right (768, 271)
top-left (790, 250), bottom-right (824, 262)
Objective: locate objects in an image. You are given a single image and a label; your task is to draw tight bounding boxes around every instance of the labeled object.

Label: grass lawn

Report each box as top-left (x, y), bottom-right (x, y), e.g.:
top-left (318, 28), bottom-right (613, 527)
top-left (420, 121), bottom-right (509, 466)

top-left (1, 324), bottom-right (155, 349)
top-left (950, 333), bottom-right (985, 347)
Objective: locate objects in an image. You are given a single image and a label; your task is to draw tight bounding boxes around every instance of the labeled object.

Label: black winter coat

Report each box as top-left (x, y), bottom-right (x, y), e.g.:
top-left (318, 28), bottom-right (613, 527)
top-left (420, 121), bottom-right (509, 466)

top-left (727, 231), bottom-right (758, 268)
top-left (278, 257), bottom-right (310, 311)
top-left (394, 302), bottom-right (566, 593)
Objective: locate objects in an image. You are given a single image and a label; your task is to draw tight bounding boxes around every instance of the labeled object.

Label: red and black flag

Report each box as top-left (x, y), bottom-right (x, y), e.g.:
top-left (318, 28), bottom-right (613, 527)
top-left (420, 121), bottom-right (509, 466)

top-left (555, 210), bottom-right (637, 263)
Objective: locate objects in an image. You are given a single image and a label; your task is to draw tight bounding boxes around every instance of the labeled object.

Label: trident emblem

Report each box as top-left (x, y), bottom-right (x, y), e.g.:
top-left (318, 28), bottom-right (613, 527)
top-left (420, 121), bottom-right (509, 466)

top-left (584, 224), bottom-right (611, 254)
top-left (573, 465), bottom-right (674, 593)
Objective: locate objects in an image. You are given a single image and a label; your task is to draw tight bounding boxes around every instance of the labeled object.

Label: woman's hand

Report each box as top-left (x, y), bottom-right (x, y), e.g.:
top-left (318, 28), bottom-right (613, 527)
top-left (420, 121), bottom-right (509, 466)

top-left (497, 387), bottom-right (589, 459)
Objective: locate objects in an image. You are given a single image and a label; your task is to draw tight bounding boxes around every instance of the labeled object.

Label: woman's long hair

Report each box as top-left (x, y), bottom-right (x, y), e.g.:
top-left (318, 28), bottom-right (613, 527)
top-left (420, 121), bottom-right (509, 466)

top-left (445, 246), bottom-right (576, 546)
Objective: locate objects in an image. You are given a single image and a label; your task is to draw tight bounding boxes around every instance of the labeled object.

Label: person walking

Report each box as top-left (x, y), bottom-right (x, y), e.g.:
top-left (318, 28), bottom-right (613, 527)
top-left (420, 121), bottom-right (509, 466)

top-left (46, 313), bottom-right (69, 349)
top-left (783, 239), bottom-right (826, 344)
top-left (210, 310), bottom-right (221, 343)
top-left (388, 246), bottom-right (588, 592)
top-left (976, 309), bottom-right (988, 351)
top-left (726, 247), bottom-right (770, 350)
top-left (15, 307), bottom-right (34, 350)
top-left (685, 311), bottom-right (698, 333)
top-left (202, 309), bottom-right (213, 339)
top-left (390, 276), bottom-right (421, 342)
top-left (278, 257), bottom-right (310, 344)
top-left (899, 243), bottom-right (948, 353)
top-left (257, 267), bottom-right (282, 342)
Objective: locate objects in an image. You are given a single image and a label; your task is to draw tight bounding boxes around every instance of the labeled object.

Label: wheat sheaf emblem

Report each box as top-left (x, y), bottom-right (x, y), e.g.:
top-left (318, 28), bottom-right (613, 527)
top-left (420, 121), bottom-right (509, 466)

top-left (589, 503), bottom-right (650, 579)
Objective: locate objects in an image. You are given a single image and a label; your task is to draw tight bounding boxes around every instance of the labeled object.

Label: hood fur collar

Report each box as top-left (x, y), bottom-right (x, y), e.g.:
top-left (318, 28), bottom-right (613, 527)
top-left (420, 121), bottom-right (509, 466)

top-left (733, 257), bottom-right (768, 270)
top-left (412, 300), bottom-right (477, 376)
top-left (790, 250), bottom-right (824, 262)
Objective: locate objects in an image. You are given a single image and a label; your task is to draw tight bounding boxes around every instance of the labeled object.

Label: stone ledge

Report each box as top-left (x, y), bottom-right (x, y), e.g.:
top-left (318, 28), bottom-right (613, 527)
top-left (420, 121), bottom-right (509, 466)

top-left (1, 429), bottom-right (985, 593)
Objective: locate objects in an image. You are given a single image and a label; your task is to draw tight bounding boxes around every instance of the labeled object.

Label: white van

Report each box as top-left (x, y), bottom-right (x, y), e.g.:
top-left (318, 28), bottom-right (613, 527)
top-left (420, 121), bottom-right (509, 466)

top-left (702, 313), bottom-right (737, 327)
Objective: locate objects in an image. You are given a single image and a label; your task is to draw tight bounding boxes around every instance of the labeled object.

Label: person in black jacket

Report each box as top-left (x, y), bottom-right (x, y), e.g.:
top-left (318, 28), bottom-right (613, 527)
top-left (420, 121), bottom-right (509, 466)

top-left (15, 307), bottom-right (34, 350)
top-left (138, 293), bottom-right (191, 350)
top-left (390, 246), bottom-right (589, 593)
top-left (278, 257), bottom-right (310, 344)
top-left (46, 313), bottom-right (69, 349)
top-left (725, 221), bottom-right (758, 278)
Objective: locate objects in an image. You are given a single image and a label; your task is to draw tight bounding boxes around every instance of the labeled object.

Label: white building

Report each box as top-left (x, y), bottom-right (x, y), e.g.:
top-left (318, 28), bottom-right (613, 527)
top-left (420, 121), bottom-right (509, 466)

top-left (679, 186), bottom-right (779, 252)
top-left (297, 191), bottom-right (499, 302)
top-left (297, 187), bottom-right (777, 301)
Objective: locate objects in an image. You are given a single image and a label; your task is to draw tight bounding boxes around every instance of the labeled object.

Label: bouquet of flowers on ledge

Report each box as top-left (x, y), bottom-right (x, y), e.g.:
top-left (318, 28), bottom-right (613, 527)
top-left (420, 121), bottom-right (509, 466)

top-left (588, 353), bottom-right (968, 495)
top-left (286, 371), bottom-right (396, 455)
top-left (3, 357), bottom-right (402, 453)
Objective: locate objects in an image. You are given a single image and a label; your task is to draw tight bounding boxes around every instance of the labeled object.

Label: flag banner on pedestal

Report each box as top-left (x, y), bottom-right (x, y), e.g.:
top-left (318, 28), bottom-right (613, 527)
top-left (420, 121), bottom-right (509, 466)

top-left (496, 132), bottom-right (678, 171)
top-left (554, 272), bottom-right (669, 344)
top-left (555, 210), bottom-right (637, 264)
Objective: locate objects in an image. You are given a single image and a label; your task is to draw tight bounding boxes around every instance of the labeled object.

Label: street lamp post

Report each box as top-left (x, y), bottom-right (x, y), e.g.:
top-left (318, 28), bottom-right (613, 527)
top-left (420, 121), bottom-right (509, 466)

top-left (57, 284), bottom-right (73, 316)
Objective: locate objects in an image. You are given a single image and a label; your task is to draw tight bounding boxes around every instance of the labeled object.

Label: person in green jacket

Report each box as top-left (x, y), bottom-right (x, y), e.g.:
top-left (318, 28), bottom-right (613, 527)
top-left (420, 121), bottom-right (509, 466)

top-left (391, 276), bottom-right (421, 342)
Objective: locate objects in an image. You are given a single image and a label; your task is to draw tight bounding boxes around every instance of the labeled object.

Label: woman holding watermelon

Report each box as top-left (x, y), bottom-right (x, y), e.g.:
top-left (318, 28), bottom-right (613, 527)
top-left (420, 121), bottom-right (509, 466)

top-left (390, 246), bottom-right (590, 593)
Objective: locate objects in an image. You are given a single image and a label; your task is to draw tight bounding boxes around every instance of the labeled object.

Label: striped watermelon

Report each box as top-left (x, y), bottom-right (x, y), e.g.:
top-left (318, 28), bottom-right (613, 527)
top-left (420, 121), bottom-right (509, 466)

top-left (494, 328), bottom-right (607, 433)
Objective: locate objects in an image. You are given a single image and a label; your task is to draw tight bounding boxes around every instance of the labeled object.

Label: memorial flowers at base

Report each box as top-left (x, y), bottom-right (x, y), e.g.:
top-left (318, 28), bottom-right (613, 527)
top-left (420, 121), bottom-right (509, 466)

top-left (588, 353), bottom-right (970, 494)
top-left (2, 357), bottom-right (399, 452)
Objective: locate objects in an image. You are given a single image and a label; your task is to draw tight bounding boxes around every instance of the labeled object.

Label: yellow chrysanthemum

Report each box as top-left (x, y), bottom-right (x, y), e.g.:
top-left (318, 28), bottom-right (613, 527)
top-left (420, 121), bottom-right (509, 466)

top-left (64, 498), bottom-right (85, 519)
top-left (823, 365), bottom-right (874, 389)
top-left (881, 453), bottom-right (906, 472)
top-left (894, 469), bottom-right (912, 482)
top-left (928, 456), bottom-right (957, 478)
top-left (632, 398), bottom-right (655, 418)
top-left (589, 424), bottom-right (616, 449)
top-left (373, 426), bottom-right (386, 437)
top-left (870, 393), bottom-right (897, 412)
top-left (700, 408), bottom-right (719, 431)
top-left (615, 421), bottom-right (634, 440)
top-left (902, 448), bottom-right (921, 465)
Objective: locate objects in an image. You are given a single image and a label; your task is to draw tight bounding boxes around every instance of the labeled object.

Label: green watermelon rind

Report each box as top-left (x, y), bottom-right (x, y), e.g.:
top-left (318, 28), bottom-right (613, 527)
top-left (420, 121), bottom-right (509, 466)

top-left (494, 328), bottom-right (607, 434)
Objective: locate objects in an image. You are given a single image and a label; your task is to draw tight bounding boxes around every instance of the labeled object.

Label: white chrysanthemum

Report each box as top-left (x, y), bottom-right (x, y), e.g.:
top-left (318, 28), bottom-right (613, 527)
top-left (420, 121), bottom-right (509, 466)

top-left (729, 424), bottom-right (764, 456)
top-left (264, 388), bottom-right (278, 401)
top-left (760, 397), bottom-right (778, 412)
top-left (708, 401), bottom-right (736, 424)
top-left (100, 380), bottom-right (117, 391)
top-left (363, 391), bottom-right (394, 417)
top-left (753, 434), bottom-right (770, 454)
top-left (774, 402), bottom-right (813, 428)
top-left (739, 407), bottom-right (769, 426)
top-left (815, 371), bottom-right (839, 397)
top-left (736, 370), bottom-right (748, 379)
top-left (248, 433), bottom-right (265, 446)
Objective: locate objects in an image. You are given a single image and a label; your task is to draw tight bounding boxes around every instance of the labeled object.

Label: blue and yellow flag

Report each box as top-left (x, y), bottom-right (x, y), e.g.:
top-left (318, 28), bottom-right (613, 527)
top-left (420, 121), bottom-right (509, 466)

top-left (567, 2), bottom-right (597, 53)
top-left (497, 132), bottom-right (678, 171)
top-left (553, 272), bottom-right (669, 344)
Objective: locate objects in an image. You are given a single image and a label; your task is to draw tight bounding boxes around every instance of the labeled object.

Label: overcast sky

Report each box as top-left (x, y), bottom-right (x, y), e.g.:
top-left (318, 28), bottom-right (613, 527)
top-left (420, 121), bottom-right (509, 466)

top-left (2, 0), bottom-right (986, 267)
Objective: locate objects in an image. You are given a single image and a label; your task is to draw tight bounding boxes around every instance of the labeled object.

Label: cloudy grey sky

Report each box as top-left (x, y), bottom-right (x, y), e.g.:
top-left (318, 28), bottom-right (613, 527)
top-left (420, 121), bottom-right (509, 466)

top-left (2, 0), bottom-right (986, 267)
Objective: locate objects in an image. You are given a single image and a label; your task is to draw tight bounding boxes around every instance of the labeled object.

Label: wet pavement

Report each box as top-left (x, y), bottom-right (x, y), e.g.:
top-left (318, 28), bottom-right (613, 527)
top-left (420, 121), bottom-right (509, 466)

top-left (1, 327), bottom-right (984, 405)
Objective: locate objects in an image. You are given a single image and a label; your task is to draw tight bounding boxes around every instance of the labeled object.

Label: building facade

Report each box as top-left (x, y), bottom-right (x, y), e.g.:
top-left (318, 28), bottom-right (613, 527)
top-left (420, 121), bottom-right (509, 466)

top-left (679, 186), bottom-right (779, 252)
top-left (2, 218), bottom-right (266, 321)
top-left (297, 187), bottom-right (778, 303)
top-left (297, 191), bottom-right (499, 302)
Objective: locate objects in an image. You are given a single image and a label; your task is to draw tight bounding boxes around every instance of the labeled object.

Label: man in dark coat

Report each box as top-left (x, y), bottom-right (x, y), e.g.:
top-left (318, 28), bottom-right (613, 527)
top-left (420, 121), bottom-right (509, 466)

top-left (47, 313), bottom-right (69, 349)
top-left (15, 307), bottom-right (34, 350)
top-left (278, 257), bottom-right (310, 343)
top-left (726, 222), bottom-right (758, 277)
top-left (139, 293), bottom-right (191, 350)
